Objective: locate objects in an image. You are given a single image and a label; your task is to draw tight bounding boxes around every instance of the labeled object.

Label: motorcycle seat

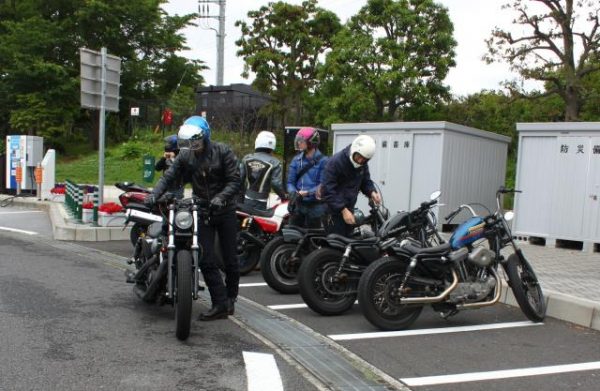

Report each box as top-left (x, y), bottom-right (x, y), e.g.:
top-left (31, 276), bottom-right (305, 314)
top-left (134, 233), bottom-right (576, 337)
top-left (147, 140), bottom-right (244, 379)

top-left (326, 233), bottom-right (379, 245)
top-left (237, 202), bottom-right (276, 218)
top-left (404, 242), bottom-right (452, 257)
top-left (116, 182), bottom-right (149, 193)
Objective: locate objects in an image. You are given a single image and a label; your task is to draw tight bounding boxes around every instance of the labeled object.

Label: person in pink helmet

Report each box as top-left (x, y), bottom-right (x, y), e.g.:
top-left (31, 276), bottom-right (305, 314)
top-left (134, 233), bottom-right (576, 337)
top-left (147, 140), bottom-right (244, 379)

top-left (286, 127), bottom-right (328, 228)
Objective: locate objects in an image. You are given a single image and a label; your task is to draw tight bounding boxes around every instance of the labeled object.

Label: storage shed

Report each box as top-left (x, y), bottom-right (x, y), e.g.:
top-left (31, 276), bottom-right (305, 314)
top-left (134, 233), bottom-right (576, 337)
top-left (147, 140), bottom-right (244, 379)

top-left (331, 121), bottom-right (510, 226)
top-left (513, 122), bottom-right (600, 252)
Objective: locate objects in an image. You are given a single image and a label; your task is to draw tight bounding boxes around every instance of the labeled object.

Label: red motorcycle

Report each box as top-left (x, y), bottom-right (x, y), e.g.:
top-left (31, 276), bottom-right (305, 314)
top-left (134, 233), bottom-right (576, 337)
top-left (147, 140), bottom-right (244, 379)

top-left (115, 182), bottom-right (167, 245)
top-left (215, 200), bottom-right (290, 275)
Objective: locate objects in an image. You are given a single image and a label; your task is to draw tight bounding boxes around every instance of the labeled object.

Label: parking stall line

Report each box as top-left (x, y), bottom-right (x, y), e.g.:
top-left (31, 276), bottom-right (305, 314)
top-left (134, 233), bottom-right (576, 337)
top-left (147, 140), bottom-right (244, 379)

top-left (400, 361), bottom-right (600, 387)
top-left (242, 351), bottom-right (284, 391)
top-left (268, 303), bottom-right (308, 310)
top-left (328, 321), bottom-right (543, 341)
top-left (0, 226), bottom-right (38, 235)
top-left (239, 282), bottom-right (268, 287)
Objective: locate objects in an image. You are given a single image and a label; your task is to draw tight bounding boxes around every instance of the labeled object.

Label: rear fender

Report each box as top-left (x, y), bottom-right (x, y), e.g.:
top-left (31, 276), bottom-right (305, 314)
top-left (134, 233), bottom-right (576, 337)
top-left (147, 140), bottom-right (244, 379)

top-left (281, 227), bottom-right (303, 243)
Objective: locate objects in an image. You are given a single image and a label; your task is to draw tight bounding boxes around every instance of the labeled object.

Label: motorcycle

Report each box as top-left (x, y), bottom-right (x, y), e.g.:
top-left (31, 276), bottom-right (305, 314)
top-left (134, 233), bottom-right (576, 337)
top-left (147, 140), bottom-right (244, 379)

top-left (216, 200), bottom-right (289, 276)
top-left (260, 202), bottom-right (388, 295)
top-left (123, 195), bottom-right (209, 341)
top-left (297, 192), bottom-right (443, 316)
top-left (357, 187), bottom-right (546, 331)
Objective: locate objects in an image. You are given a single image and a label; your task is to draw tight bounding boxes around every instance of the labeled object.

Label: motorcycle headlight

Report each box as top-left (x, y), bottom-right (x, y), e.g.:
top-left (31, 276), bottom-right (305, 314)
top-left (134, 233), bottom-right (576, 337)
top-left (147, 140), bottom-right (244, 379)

top-left (175, 211), bottom-right (193, 230)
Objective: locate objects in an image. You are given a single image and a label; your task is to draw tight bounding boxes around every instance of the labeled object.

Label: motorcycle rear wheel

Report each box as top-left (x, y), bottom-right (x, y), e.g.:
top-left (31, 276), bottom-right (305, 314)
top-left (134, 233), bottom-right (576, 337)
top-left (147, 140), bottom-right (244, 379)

top-left (129, 222), bottom-right (147, 246)
top-left (260, 236), bottom-right (301, 294)
top-left (175, 250), bottom-right (193, 341)
top-left (298, 248), bottom-right (357, 315)
top-left (358, 257), bottom-right (423, 331)
top-left (504, 252), bottom-right (546, 322)
top-left (237, 232), bottom-right (260, 276)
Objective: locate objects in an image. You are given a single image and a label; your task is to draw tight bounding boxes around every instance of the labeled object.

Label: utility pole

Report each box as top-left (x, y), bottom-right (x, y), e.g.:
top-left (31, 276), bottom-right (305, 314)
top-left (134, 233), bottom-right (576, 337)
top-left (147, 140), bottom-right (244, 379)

top-left (198, 0), bottom-right (226, 86)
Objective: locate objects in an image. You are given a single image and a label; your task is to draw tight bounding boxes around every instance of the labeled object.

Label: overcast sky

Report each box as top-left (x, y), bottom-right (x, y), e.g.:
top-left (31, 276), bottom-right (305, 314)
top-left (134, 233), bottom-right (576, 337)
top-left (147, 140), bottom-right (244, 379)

top-left (162, 0), bottom-right (543, 97)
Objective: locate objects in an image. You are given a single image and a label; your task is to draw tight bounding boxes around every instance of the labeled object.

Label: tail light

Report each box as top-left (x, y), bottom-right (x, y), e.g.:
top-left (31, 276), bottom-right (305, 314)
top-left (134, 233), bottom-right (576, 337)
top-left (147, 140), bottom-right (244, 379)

top-left (119, 193), bottom-right (129, 207)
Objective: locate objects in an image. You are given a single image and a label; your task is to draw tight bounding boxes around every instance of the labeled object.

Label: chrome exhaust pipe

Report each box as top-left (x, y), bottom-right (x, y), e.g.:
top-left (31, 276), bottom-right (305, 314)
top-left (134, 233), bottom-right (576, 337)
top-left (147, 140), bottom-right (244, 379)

top-left (458, 268), bottom-right (502, 309)
top-left (399, 269), bottom-right (459, 304)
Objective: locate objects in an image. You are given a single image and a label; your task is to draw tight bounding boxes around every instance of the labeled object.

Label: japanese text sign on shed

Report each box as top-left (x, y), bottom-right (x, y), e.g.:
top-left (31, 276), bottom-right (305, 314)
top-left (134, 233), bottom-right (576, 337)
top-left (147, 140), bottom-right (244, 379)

top-left (80, 48), bottom-right (121, 112)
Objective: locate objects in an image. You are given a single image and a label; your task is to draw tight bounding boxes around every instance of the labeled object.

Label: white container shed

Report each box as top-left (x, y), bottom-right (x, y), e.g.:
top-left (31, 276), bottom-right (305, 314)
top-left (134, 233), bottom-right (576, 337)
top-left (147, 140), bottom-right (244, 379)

top-left (513, 122), bottom-right (600, 252)
top-left (331, 121), bottom-right (510, 226)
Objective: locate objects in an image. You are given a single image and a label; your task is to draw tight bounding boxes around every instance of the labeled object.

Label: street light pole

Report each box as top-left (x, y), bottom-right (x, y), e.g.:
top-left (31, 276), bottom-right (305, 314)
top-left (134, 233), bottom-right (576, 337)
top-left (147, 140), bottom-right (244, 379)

top-left (198, 0), bottom-right (226, 86)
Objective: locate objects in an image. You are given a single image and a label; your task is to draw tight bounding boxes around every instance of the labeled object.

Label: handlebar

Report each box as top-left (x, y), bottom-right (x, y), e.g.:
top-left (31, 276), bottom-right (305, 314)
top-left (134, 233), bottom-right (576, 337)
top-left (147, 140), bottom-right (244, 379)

top-left (497, 186), bottom-right (522, 194)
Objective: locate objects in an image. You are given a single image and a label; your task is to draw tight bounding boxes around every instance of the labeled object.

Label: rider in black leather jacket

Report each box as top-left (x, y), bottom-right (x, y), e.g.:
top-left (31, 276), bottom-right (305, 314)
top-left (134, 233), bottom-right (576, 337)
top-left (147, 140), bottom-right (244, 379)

top-left (149, 116), bottom-right (241, 321)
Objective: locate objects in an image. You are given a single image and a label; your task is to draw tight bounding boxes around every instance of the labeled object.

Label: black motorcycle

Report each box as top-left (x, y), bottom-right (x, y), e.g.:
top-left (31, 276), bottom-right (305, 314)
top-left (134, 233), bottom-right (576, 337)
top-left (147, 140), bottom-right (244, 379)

top-left (259, 202), bottom-right (385, 295)
top-left (124, 195), bottom-right (208, 340)
top-left (358, 187), bottom-right (546, 331)
top-left (297, 192), bottom-right (443, 316)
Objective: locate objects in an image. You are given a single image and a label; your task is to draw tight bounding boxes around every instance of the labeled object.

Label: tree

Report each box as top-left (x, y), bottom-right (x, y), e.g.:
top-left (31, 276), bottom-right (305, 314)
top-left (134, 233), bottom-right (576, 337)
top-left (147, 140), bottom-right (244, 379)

top-left (485, 0), bottom-right (600, 121)
top-left (0, 0), bottom-right (204, 149)
top-left (235, 0), bottom-right (341, 126)
top-left (310, 0), bottom-right (456, 125)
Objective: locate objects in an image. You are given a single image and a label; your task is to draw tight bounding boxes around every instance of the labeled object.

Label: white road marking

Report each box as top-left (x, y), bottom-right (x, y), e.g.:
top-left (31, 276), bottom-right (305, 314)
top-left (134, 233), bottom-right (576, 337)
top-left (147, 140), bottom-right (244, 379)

top-left (0, 226), bottom-right (38, 235)
top-left (329, 321), bottom-right (543, 341)
top-left (401, 361), bottom-right (600, 387)
top-left (270, 300), bottom-right (359, 311)
top-left (0, 210), bottom-right (44, 215)
top-left (268, 303), bottom-right (308, 310)
top-left (239, 282), bottom-right (268, 287)
top-left (243, 351), bottom-right (284, 391)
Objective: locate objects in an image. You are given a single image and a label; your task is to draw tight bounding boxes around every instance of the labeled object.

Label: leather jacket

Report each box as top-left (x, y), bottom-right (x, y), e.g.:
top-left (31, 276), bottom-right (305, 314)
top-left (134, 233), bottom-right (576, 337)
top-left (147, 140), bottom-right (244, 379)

top-left (239, 150), bottom-right (285, 202)
top-left (152, 141), bottom-right (241, 213)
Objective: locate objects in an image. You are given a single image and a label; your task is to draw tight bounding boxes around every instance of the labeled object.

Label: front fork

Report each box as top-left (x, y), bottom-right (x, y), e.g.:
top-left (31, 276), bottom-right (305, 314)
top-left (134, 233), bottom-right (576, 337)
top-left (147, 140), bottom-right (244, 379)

top-left (191, 206), bottom-right (200, 300)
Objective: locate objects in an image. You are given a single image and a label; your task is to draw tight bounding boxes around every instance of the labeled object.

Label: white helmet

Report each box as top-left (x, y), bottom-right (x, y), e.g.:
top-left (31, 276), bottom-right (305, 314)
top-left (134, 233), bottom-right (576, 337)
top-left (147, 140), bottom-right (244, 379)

top-left (349, 135), bottom-right (376, 168)
top-left (255, 131), bottom-right (276, 150)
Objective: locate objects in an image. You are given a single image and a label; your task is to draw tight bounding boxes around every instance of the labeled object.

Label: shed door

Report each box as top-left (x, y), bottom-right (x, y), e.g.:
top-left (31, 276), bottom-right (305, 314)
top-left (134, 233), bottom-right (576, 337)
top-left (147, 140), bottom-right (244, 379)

top-left (382, 134), bottom-right (413, 211)
top-left (550, 136), bottom-right (589, 239)
top-left (584, 138), bottom-right (600, 241)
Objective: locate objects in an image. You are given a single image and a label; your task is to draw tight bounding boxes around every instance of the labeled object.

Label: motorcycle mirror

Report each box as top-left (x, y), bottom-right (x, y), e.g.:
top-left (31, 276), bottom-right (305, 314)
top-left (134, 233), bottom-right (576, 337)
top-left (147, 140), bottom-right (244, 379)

top-left (430, 190), bottom-right (441, 200)
top-left (504, 211), bottom-right (514, 221)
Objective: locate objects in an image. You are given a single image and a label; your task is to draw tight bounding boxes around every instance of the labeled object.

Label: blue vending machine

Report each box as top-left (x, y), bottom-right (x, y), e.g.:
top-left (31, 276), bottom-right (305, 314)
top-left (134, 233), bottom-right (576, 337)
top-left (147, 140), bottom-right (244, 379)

top-left (5, 135), bottom-right (44, 191)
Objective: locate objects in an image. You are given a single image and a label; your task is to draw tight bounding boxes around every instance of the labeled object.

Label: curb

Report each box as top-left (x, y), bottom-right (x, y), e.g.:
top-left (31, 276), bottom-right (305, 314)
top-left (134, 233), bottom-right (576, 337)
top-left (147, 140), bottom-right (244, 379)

top-left (1, 195), bottom-right (130, 242)
top-left (500, 280), bottom-right (600, 331)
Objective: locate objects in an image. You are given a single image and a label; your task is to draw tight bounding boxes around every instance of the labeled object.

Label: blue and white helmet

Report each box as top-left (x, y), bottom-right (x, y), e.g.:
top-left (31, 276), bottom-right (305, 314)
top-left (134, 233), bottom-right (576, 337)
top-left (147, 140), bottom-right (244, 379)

top-left (177, 116), bottom-right (211, 151)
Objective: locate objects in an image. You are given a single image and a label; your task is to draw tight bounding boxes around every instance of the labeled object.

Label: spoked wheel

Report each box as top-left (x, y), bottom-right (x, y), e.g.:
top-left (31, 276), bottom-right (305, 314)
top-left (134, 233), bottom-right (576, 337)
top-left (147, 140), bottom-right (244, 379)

top-left (129, 222), bottom-right (147, 246)
top-left (261, 236), bottom-right (303, 294)
top-left (175, 250), bottom-right (193, 341)
top-left (358, 257), bottom-right (423, 331)
top-left (298, 248), bottom-right (357, 315)
top-left (504, 252), bottom-right (546, 322)
top-left (237, 232), bottom-right (260, 276)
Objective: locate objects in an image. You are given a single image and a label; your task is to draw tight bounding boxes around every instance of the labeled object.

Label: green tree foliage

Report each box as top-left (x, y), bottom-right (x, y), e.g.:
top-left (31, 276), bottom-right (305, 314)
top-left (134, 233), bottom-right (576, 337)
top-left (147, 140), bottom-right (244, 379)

top-left (310, 0), bottom-right (456, 126)
top-left (485, 0), bottom-right (600, 121)
top-left (235, 0), bottom-right (341, 126)
top-left (0, 0), bottom-right (204, 150)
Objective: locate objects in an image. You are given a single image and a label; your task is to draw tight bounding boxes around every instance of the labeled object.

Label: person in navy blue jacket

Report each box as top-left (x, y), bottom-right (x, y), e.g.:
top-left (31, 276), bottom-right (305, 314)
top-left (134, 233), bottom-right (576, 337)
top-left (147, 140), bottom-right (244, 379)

top-left (286, 127), bottom-right (328, 228)
top-left (321, 135), bottom-right (382, 236)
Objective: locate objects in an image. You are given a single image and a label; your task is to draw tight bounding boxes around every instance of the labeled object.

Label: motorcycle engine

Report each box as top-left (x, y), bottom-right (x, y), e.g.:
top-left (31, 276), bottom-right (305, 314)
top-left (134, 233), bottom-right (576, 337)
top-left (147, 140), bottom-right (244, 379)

top-left (448, 274), bottom-right (496, 304)
top-left (467, 245), bottom-right (494, 267)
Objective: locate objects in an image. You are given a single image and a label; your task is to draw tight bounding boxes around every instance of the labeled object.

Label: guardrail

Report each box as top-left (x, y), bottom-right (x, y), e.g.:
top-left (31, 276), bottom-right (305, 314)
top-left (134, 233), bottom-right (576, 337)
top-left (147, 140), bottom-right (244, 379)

top-left (64, 179), bottom-right (99, 225)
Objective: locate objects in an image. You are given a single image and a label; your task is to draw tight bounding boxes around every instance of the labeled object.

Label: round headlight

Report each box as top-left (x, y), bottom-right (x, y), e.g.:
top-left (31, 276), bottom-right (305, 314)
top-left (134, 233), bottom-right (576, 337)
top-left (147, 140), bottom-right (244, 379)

top-left (175, 211), bottom-right (193, 230)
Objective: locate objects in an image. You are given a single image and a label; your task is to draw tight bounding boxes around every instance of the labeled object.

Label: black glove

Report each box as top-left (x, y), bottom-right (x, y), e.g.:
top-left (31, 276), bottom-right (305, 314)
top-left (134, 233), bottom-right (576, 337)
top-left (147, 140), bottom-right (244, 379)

top-left (209, 196), bottom-right (226, 210)
top-left (288, 191), bottom-right (298, 204)
top-left (144, 194), bottom-right (156, 208)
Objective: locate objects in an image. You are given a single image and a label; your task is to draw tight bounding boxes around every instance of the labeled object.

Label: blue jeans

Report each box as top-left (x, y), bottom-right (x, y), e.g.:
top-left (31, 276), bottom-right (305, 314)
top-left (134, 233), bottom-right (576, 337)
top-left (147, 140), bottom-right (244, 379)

top-left (289, 202), bottom-right (326, 228)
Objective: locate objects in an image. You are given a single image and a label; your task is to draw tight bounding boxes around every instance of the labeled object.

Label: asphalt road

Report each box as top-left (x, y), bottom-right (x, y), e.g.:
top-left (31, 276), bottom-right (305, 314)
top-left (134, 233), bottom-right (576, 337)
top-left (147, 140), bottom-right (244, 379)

top-left (2, 206), bottom-right (600, 390)
top-left (0, 206), bottom-right (316, 391)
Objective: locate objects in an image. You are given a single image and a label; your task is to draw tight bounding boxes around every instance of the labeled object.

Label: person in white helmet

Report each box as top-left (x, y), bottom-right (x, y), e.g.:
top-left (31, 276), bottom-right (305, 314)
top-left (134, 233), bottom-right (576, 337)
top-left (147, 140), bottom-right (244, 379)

top-left (320, 134), bottom-right (382, 236)
top-left (239, 131), bottom-right (285, 210)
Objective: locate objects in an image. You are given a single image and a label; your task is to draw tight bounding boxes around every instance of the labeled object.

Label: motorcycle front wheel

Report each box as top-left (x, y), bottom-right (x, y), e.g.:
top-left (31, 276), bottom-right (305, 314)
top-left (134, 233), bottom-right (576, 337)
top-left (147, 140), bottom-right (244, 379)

top-left (504, 252), bottom-right (546, 322)
top-left (260, 236), bottom-right (302, 294)
top-left (358, 257), bottom-right (423, 331)
top-left (297, 248), bottom-right (357, 315)
top-left (175, 250), bottom-right (193, 341)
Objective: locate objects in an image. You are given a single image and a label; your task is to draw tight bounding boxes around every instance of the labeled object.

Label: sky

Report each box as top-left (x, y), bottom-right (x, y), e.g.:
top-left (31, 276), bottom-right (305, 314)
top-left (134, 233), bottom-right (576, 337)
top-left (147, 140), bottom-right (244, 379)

top-left (162, 0), bottom-right (544, 97)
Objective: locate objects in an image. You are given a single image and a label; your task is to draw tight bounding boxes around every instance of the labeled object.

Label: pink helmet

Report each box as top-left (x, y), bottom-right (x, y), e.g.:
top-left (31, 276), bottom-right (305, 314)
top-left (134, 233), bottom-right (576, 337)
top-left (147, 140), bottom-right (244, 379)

top-left (294, 127), bottom-right (320, 151)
